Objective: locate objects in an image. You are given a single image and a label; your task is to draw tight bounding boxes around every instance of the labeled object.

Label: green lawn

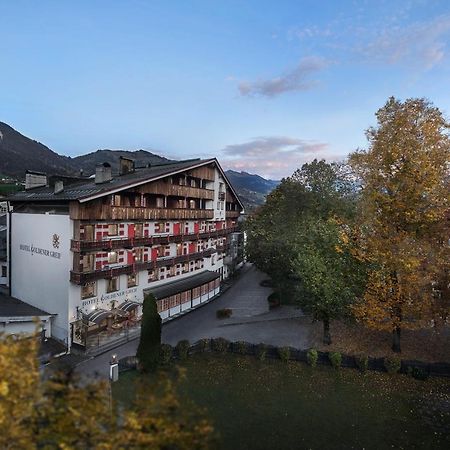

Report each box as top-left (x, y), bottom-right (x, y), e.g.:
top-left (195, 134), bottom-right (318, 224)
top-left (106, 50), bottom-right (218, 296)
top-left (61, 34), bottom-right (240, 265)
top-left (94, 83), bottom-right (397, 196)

top-left (113, 353), bottom-right (449, 450)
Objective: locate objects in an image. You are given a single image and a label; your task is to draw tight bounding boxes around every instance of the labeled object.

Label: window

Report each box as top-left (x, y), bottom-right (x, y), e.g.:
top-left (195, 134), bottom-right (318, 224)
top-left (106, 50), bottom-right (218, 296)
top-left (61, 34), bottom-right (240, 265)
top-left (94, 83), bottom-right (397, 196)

top-left (189, 199), bottom-right (196, 209)
top-left (135, 223), bottom-right (143, 237)
top-left (81, 281), bottom-right (96, 299)
top-left (134, 247), bottom-right (144, 263)
top-left (192, 286), bottom-right (201, 298)
top-left (108, 224), bottom-right (118, 236)
top-left (111, 195), bottom-right (121, 206)
top-left (127, 273), bottom-right (138, 287)
top-left (148, 269), bottom-right (159, 282)
top-left (107, 251), bottom-right (118, 264)
top-left (107, 277), bottom-right (119, 293)
top-left (81, 254), bottom-right (95, 272)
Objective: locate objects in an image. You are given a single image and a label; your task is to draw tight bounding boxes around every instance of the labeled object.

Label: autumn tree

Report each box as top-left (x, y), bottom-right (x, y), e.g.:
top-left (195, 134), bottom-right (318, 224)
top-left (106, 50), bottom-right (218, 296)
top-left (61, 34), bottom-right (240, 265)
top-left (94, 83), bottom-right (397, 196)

top-left (0, 332), bottom-right (213, 449)
top-left (349, 97), bottom-right (450, 352)
top-left (246, 159), bottom-right (366, 344)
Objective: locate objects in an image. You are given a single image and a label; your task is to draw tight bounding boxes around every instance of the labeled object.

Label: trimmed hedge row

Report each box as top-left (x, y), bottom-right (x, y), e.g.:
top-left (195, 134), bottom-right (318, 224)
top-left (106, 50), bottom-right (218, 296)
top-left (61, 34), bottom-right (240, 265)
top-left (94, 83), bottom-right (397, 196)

top-left (119, 339), bottom-right (450, 378)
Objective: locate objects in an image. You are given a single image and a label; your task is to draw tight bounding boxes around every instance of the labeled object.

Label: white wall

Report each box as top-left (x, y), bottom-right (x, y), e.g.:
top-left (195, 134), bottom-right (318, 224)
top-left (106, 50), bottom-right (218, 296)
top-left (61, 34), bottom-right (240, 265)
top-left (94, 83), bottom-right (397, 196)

top-left (11, 213), bottom-right (71, 345)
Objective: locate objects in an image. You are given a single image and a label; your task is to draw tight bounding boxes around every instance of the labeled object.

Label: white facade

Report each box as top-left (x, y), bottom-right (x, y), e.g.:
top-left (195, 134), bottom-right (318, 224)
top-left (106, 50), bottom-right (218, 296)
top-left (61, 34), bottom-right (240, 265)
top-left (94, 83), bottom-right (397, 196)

top-left (11, 213), bottom-right (72, 345)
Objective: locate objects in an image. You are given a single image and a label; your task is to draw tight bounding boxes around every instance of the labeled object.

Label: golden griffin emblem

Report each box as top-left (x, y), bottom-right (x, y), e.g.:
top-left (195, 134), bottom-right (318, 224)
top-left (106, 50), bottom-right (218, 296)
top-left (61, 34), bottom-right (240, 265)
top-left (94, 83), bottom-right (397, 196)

top-left (52, 234), bottom-right (60, 249)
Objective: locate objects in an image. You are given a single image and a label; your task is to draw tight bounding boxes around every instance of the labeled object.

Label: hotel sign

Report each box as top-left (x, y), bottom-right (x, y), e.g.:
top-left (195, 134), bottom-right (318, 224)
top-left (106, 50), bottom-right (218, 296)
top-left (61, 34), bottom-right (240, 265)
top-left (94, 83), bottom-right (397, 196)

top-left (19, 243), bottom-right (61, 259)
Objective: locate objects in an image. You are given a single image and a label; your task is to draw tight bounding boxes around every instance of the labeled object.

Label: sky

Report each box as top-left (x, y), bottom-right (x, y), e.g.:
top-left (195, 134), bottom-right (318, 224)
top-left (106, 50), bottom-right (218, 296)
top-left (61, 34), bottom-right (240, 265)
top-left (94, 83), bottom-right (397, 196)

top-left (1, 0), bottom-right (449, 179)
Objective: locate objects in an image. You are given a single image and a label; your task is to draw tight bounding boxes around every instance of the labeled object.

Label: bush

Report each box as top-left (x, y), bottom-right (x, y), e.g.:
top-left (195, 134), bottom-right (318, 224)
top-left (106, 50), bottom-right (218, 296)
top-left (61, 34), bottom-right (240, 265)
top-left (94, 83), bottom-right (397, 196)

top-left (176, 340), bottom-right (190, 360)
top-left (256, 343), bottom-right (267, 361)
top-left (159, 344), bottom-right (173, 366)
top-left (328, 352), bottom-right (342, 370)
top-left (216, 308), bottom-right (232, 319)
top-left (355, 354), bottom-right (369, 373)
top-left (384, 356), bottom-right (401, 374)
top-left (212, 338), bottom-right (229, 353)
top-left (278, 346), bottom-right (290, 362)
top-left (411, 366), bottom-right (429, 381)
top-left (236, 341), bottom-right (247, 355)
top-left (198, 338), bottom-right (210, 352)
top-left (306, 349), bottom-right (318, 368)
top-left (267, 292), bottom-right (281, 309)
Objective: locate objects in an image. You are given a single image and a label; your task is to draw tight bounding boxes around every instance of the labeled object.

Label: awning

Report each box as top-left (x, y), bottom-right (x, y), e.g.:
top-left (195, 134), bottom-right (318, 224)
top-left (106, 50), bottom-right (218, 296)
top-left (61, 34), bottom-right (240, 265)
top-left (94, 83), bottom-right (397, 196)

top-left (144, 270), bottom-right (220, 300)
top-left (117, 301), bottom-right (141, 313)
top-left (86, 309), bottom-right (113, 325)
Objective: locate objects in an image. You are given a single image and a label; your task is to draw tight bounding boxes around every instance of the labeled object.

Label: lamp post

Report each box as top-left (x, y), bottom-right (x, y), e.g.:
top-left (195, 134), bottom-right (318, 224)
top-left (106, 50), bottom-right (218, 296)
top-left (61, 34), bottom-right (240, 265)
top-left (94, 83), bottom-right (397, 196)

top-left (109, 353), bottom-right (119, 382)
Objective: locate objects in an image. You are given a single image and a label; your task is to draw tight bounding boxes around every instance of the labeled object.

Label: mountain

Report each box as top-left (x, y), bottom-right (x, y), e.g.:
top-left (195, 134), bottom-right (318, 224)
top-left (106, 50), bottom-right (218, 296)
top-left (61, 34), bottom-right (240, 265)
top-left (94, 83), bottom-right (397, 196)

top-left (224, 170), bottom-right (280, 210)
top-left (0, 121), bottom-right (279, 209)
top-left (0, 121), bottom-right (76, 178)
top-left (72, 149), bottom-right (171, 176)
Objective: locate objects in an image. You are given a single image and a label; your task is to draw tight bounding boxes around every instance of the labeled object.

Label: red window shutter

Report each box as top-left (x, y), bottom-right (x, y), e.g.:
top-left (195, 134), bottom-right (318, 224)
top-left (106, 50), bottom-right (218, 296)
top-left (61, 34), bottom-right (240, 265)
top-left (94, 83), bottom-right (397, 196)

top-left (194, 222), bottom-right (200, 233)
top-left (127, 251), bottom-right (134, 264)
top-left (189, 243), bottom-right (195, 254)
top-left (128, 224), bottom-right (135, 238)
top-left (151, 248), bottom-right (158, 261)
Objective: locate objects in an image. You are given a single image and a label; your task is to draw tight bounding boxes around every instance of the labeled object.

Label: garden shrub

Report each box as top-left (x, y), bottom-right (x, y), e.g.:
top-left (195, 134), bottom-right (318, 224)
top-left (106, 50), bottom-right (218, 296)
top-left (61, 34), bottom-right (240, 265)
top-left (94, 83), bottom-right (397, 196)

top-left (199, 338), bottom-right (210, 352)
top-left (384, 356), bottom-right (401, 374)
top-left (159, 344), bottom-right (173, 366)
top-left (328, 352), bottom-right (342, 370)
top-left (306, 349), bottom-right (318, 368)
top-left (267, 292), bottom-right (280, 308)
top-left (216, 308), bottom-right (232, 319)
top-left (256, 343), bottom-right (267, 361)
top-left (411, 366), bottom-right (429, 381)
top-left (355, 354), bottom-right (369, 373)
top-left (176, 340), bottom-right (190, 360)
top-left (212, 337), bottom-right (229, 353)
top-left (236, 341), bottom-right (247, 355)
top-left (278, 346), bottom-right (290, 362)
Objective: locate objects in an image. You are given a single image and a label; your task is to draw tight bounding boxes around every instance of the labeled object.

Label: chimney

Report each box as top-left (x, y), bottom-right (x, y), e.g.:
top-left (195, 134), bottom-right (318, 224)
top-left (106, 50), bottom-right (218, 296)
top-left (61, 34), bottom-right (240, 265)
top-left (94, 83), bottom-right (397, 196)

top-left (25, 171), bottom-right (48, 190)
top-left (95, 162), bottom-right (112, 184)
top-left (54, 180), bottom-right (64, 194)
top-left (119, 156), bottom-right (135, 175)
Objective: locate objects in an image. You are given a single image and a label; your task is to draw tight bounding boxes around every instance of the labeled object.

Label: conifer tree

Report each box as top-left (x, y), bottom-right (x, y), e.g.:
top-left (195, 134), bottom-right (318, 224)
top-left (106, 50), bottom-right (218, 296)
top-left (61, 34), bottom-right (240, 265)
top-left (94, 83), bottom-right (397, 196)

top-left (137, 293), bottom-right (162, 371)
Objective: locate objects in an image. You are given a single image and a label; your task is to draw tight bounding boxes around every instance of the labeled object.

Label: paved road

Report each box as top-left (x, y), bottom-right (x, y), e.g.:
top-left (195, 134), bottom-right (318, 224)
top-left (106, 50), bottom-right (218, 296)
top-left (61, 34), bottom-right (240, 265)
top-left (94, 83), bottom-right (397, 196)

top-left (74, 263), bottom-right (311, 379)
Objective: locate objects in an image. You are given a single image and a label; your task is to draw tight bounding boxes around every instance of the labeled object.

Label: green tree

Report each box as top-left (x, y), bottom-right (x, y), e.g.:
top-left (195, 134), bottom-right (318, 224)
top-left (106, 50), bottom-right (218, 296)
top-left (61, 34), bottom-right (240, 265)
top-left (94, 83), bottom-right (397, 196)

top-left (137, 293), bottom-right (162, 371)
top-left (349, 97), bottom-right (450, 352)
top-left (246, 159), bottom-right (365, 344)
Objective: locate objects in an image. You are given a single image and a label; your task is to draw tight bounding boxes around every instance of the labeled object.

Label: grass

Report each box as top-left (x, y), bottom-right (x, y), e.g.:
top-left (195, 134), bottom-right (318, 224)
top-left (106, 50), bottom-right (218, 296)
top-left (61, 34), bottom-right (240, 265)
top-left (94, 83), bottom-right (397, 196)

top-left (113, 353), bottom-right (449, 450)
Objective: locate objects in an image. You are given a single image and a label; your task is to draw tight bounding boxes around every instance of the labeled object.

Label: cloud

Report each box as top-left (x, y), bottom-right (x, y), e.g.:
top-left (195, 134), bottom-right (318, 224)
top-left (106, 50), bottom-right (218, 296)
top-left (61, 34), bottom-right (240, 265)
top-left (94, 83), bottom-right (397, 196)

top-left (238, 56), bottom-right (328, 98)
top-left (220, 136), bottom-right (336, 179)
top-left (359, 14), bottom-right (450, 69)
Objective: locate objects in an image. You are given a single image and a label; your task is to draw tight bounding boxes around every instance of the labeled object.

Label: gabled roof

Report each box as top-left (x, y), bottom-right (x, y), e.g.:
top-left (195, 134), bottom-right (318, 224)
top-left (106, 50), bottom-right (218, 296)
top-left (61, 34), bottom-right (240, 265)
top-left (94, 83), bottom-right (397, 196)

top-left (0, 293), bottom-right (51, 318)
top-left (7, 158), bottom-right (245, 210)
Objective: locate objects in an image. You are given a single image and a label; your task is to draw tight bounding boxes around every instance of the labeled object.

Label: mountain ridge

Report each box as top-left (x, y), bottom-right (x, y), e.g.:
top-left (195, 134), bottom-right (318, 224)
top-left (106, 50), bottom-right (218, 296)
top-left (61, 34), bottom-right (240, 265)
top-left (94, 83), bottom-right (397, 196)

top-left (0, 121), bottom-right (279, 208)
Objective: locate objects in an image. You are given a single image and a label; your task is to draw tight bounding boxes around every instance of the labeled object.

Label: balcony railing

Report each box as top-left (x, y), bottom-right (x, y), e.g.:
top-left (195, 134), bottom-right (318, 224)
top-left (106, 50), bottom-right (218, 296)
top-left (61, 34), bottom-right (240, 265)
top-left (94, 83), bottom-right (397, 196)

top-left (70, 248), bottom-right (216, 284)
top-left (70, 204), bottom-right (215, 221)
top-left (71, 226), bottom-right (238, 252)
top-left (225, 210), bottom-right (241, 218)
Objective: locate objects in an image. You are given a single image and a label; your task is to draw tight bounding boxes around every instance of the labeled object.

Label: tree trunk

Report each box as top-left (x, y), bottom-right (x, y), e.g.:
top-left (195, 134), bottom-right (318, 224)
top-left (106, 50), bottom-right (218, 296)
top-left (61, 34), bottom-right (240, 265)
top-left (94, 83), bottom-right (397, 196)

top-left (322, 318), bottom-right (332, 345)
top-left (392, 326), bottom-right (401, 353)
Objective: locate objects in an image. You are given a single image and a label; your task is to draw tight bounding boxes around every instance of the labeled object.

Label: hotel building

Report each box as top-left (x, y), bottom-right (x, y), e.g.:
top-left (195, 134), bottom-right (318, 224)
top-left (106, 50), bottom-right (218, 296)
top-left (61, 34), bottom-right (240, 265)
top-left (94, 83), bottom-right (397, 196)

top-left (7, 157), bottom-right (243, 350)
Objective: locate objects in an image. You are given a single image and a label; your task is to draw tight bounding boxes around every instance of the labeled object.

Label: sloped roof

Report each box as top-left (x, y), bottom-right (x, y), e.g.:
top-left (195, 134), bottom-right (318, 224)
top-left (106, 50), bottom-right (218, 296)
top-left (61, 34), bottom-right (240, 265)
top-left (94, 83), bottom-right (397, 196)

top-left (7, 158), bottom-right (244, 209)
top-left (0, 293), bottom-right (51, 318)
top-left (144, 270), bottom-right (219, 300)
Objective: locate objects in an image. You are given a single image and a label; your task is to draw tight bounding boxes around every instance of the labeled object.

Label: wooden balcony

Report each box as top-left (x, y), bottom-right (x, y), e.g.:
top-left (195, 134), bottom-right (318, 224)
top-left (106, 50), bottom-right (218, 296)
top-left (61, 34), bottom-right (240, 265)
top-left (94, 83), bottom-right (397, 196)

top-left (70, 203), bottom-right (214, 221)
top-left (70, 248), bottom-right (215, 284)
top-left (70, 227), bottom-right (237, 252)
top-left (136, 181), bottom-right (214, 199)
top-left (225, 210), bottom-right (241, 218)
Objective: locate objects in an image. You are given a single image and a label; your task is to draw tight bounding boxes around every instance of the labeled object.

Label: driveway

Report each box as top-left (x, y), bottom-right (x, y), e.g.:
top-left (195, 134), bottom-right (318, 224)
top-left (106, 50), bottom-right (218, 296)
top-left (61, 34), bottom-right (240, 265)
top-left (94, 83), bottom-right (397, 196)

top-left (73, 263), bottom-right (311, 379)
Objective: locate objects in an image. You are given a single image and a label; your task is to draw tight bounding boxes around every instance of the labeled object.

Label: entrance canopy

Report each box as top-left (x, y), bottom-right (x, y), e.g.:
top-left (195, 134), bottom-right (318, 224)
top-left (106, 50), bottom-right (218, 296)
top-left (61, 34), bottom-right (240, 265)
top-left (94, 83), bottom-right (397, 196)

top-left (86, 309), bottom-right (112, 325)
top-left (144, 270), bottom-right (219, 300)
top-left (118, 300), bottom-right (140, 313)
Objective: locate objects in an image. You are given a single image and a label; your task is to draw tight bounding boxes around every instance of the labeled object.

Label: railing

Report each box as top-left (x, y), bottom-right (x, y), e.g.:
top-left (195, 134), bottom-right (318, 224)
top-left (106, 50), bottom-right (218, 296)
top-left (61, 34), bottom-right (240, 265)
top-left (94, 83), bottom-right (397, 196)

top-left (71, 226), bottom-right (238, 252)
top-left (141, 181), bottom-right (215, 200)
top-left (225, 210), bottom-right (241, 218)
top-left (70, 248), bottom-right (216, 284)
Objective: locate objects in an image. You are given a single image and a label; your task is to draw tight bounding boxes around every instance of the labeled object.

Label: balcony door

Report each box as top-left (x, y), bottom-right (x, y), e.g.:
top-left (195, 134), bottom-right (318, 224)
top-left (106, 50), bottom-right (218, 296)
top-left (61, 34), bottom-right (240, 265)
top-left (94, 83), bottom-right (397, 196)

top-left (84, 225), bottom-right (94, 241)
